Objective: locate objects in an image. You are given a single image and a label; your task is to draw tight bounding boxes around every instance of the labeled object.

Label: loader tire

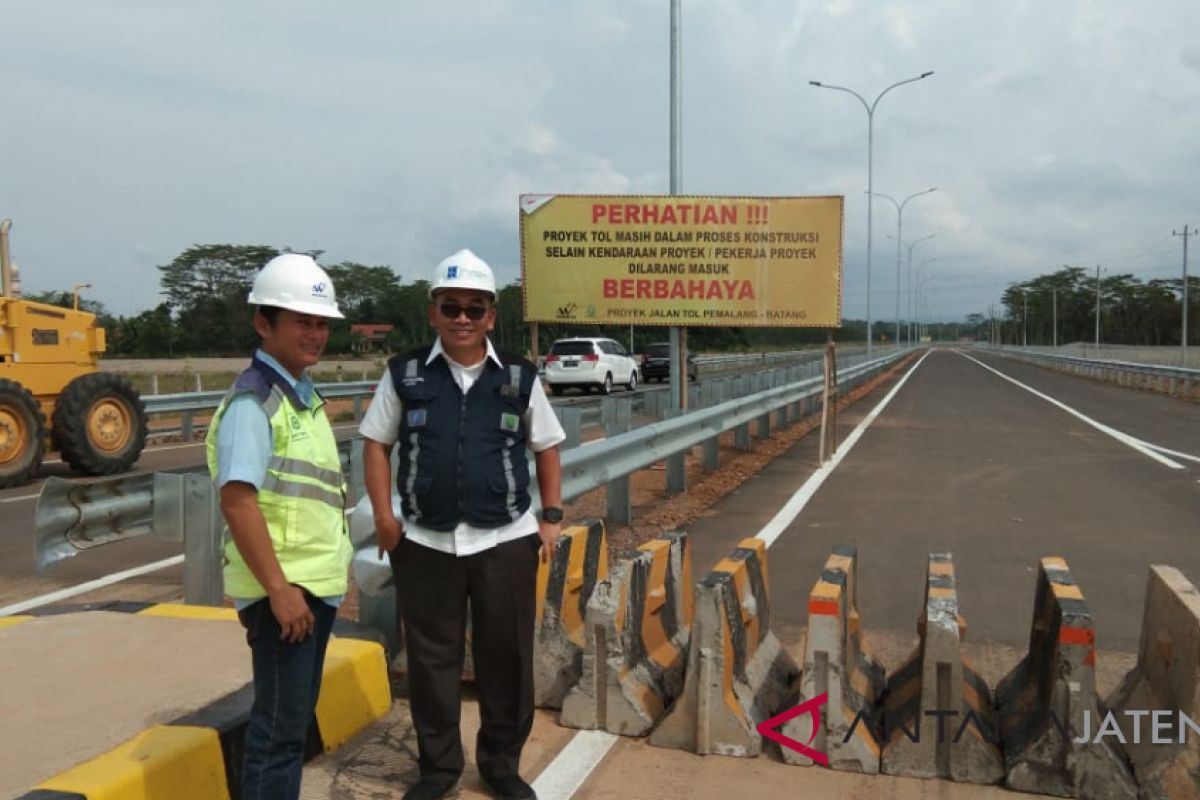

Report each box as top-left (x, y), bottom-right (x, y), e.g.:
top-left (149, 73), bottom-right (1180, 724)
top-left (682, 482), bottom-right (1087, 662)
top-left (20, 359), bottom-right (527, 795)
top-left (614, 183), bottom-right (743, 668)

top-left (0, 379), bottom-right (46, 488)
top-left (53, 373), bottom-right (147, 476)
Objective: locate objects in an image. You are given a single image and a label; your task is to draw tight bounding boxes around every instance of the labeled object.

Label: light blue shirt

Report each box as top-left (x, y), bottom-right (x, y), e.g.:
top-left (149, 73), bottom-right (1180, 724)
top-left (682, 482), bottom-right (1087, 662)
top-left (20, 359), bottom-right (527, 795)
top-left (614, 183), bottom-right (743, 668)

top-left (216, 349), bottom-right (341, 609)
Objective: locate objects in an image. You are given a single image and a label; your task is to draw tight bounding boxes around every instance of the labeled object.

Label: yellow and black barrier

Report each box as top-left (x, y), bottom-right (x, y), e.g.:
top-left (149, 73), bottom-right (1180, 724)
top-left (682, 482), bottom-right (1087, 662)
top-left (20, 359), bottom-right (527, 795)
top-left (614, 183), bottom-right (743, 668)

top-left (648, 537), bottom-right (798, 757)
top-left (561, 532), bottom-right (693, 735)
top-left (996, 557), bottom-right (1137, 798)
top-left (1107, 565), bottom-right (1200, 797)
top-left (533, 519), bottom-right (609, 708)
top-left (782, 545), bottom-right (885, 772)
top-left (879, 552), bottom-right (1004, 784)
top-left (15, 602), bottom-right (391, 800)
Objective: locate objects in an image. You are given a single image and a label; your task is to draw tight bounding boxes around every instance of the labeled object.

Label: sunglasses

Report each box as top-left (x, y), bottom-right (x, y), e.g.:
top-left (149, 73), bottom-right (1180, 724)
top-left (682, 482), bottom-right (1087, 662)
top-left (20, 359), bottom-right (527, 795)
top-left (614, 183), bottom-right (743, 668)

top-left (438, 302), bottom-right (489, 321)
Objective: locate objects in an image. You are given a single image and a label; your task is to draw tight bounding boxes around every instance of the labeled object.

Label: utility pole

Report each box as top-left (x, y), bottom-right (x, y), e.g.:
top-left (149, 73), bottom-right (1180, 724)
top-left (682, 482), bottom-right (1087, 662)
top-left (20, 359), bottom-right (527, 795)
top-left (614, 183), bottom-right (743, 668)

top-left (1052, 287), bottom-right (1058, 348)
top-left (1174, 225), bottom-right (1195, 366)
top-left (1094, 265), bottom-right (1102, 355)
top-left (1022, 288), bottom-right (1028, 349)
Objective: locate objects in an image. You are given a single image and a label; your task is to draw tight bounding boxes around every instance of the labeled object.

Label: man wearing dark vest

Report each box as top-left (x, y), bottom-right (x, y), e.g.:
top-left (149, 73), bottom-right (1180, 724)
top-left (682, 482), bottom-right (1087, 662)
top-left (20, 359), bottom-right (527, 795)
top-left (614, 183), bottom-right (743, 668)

top-left (359, 248), bottom-right (564, 800)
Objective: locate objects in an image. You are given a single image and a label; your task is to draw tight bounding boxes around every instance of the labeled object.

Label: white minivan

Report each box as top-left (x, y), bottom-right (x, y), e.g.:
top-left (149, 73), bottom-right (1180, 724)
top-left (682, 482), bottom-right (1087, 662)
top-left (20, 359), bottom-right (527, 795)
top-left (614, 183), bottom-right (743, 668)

top-left (543, 337), bottom-right (639, 396)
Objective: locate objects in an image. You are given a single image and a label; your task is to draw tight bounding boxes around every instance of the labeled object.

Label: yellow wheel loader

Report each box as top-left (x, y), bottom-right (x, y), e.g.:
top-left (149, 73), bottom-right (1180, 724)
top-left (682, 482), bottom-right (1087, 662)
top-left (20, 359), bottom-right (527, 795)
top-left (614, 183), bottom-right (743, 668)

top-left (0, 219), bottom-right (147, 487)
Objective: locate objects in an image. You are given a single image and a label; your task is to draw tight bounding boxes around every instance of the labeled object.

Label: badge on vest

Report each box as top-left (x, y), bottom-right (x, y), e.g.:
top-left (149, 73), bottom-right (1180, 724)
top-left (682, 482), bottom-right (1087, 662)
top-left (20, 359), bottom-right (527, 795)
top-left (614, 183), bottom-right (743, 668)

top-left (499, 382), bottom-right (519, 397)
top-left (287, 413), bottom-right (310, 441)
top-left (500, 412), bottom-right (520, 432)
top-left (407, 409), bottom-right (427, 428)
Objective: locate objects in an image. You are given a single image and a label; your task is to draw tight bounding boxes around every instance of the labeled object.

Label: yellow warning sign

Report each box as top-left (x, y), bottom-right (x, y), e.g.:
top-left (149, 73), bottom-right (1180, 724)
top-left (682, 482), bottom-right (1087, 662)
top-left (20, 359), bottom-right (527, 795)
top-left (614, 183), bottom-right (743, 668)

top-left (519, 194), bottom-right (842, 327)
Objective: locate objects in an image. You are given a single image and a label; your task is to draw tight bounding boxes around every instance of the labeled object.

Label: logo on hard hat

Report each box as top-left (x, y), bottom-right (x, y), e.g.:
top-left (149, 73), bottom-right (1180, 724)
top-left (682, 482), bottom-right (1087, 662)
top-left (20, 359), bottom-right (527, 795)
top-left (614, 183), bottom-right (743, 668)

top-left (446, 266), bottom-right (459, 278)
top-left (312, 282), bottom-right (327, 297)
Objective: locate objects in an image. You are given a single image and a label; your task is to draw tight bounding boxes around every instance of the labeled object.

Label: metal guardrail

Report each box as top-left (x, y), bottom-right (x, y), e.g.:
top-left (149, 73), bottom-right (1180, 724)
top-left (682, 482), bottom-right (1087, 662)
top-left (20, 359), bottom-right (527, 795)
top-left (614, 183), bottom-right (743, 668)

top-left (143, 380), bottom-right (379, 439)
top-left (556, 350), bottom-right (901, 503)
top-left (30, 349), bottom-right (910, 605)
top-left (985, 346), bottom-right (1200, 396)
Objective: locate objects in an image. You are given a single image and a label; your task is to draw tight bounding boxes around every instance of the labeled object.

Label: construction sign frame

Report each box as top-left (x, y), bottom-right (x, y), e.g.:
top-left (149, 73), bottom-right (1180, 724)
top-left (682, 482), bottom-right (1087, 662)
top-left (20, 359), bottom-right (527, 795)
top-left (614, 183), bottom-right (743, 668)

top-left (519, 194), bottom-right (844, 328)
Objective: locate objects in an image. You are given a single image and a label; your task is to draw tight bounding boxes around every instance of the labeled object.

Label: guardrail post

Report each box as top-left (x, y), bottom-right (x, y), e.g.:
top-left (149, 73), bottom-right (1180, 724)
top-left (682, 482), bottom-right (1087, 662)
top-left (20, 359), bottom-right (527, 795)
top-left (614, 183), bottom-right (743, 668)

top-left (347, 438), bottom-right (365, 506)
top-left (557, 406), bottom-right (583, 450)
top-left (698, 380), bottom-right (722, 470)
top-left (642, 389), bottom-right (657, 419)
top-left (662, 407), bottom-right (687, 496)
top-left (756, 377), bottom-right (771, 439)
top-left (353, 395), bottom-right (365, 422)
top-left (731, 376), bottom-right (752, 451)
top-left (756, 410), bottom-right (770, 439)
top-left (605, 398), bottom-right (633, 524)
top-left (150, 374), bottom-right (159, 395)
top-left (193, 373), bottom-right (203, 392)
top-left (183, 473), bottom-right (224, 606)
top-left (600, 396), bottom-right (616, 430)
top-left (181, 411), bottom-right (194, 441)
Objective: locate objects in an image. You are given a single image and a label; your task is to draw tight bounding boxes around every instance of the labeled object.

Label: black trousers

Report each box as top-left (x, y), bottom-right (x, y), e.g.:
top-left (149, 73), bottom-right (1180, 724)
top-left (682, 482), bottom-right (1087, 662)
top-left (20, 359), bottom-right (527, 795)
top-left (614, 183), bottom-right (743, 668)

top-left (390, 533), bottom-right (539, 785)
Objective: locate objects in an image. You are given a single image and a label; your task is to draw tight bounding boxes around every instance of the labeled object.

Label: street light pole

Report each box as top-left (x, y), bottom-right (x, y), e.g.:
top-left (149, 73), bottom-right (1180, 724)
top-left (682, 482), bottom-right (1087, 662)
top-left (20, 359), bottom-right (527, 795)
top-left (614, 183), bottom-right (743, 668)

top-left (809, 71), bottom-right (934, 357)
top-left (868, 187), bottom-right (936, 348)
top-left (1174, 225), bottom-right (1195, 367)
top-left (1094, 265), bottom-right (1104, 356)
top-left (668, 0), bottom-right (685, 410)
top-left (916, 277), bottom-right (935, 341)
top-left (890, 234), bottom-right (935, 344)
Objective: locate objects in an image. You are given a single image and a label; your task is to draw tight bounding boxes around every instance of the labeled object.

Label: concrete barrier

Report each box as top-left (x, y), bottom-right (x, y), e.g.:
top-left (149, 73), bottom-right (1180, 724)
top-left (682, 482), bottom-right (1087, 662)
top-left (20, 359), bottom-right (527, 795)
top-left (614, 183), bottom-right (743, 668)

top-left (561, 532), bottom-right (692, 735)
top-left (16, 603), bottom-right (391, 800)
top-left (533, 520), bottom-right (609, 708)
top-left (1107, 565), bottom-right (1200, 799)
top-left (649, 538), bottom-right (798, 757)
top-left (782, 545), bottom-right (885, 772)
top-left (880, 552), bottom-right (1004, 784)
top-left (996, 557), bottom-right (1137, 799)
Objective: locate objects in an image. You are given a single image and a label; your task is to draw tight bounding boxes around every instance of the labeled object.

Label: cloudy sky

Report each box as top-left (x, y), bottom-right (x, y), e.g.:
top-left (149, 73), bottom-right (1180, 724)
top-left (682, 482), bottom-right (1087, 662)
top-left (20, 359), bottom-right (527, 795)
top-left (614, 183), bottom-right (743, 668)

top-left (5, 1), bottom-right (1199, 326)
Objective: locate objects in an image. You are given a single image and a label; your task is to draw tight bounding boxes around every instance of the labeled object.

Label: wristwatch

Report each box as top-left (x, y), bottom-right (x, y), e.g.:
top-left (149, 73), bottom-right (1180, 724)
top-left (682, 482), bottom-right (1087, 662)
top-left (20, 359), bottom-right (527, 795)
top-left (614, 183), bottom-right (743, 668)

top-left (541, 506), bottom-right (564, 523)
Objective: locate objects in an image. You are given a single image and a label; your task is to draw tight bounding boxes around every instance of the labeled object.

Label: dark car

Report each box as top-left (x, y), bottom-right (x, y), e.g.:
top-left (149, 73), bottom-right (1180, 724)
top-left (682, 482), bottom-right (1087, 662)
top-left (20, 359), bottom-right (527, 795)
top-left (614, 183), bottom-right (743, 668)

top-left (640, 342), bottom-right (698, 382)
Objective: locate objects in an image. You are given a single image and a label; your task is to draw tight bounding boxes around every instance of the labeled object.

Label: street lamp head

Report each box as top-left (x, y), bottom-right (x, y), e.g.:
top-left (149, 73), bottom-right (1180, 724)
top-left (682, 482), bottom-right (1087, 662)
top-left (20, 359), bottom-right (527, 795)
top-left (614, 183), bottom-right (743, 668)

top-left (920, 71), bottom-right (934, 79)
top-left (808, 80), bottom-right (822, 87)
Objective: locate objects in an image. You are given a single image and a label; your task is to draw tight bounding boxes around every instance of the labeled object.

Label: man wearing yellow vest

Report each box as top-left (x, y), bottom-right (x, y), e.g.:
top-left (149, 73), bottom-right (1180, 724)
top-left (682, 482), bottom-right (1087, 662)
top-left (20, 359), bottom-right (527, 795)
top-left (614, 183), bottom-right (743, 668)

top-left (206, 253), bottom-right (353, 800)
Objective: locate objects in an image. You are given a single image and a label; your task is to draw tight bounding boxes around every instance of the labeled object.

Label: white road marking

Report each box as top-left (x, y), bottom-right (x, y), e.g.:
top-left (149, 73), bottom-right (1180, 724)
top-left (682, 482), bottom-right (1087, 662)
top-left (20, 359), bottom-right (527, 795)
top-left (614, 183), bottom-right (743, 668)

top-left (530, 730), bottom-right (621, 800)
top-left (1133, 441), bottom-right (1200, 464)
top-left (0, 555), bottom-right (185, 617)
top-left (754, 349), bottom-right (932, 548)
top-left (530, 350), bottom-right (930, 798)
top-left (958, 351), bottom-right (1185, 470)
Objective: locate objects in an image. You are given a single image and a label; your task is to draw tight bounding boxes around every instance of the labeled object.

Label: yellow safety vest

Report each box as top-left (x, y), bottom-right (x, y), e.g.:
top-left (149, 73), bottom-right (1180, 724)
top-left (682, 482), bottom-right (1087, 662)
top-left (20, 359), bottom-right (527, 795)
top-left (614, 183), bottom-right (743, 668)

top-left (206, 371), bottom-right (351, 599)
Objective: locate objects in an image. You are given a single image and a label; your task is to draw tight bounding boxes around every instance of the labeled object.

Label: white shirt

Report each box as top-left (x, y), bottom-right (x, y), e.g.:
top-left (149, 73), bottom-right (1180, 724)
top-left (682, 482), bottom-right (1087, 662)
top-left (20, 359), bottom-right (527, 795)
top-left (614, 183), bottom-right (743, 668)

top-left (359, 337), bottom-right (565, 556)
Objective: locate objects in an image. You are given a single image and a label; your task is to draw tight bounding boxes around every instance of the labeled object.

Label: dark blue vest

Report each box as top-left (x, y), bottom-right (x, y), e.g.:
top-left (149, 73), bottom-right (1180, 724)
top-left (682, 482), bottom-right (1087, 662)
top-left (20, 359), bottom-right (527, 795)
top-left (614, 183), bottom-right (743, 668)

top-left (388, 345), bottom-right (538, 532)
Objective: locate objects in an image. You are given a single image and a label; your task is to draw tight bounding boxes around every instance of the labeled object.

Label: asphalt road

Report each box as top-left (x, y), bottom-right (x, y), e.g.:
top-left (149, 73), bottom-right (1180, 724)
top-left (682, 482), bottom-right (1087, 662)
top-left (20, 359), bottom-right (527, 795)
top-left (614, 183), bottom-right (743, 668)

top-left (684, 347), bottom-right (1200, 652)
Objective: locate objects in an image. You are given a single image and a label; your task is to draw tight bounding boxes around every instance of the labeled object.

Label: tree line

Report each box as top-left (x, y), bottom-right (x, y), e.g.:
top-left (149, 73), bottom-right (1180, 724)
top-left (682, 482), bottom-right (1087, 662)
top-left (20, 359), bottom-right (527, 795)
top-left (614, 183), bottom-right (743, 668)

top-left (34, 244), bottom-right (874, 358)
top-left (35, 248), bottom-right (1197, 354)
top-left (969, 266), bottom-right (1200, 346)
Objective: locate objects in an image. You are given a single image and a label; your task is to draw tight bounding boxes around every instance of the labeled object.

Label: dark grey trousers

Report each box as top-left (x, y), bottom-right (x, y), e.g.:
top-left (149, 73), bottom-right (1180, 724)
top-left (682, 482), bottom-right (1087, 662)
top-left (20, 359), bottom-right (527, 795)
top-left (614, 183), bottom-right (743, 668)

top-left (390, 533), bottom-right (539, 786)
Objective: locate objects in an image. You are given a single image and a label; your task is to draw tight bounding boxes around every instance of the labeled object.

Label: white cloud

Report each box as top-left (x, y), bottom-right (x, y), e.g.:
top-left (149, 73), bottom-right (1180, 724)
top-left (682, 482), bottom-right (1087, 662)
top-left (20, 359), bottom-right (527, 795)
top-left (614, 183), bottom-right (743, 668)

top-left (2, 0), bottom-right (1198, 322)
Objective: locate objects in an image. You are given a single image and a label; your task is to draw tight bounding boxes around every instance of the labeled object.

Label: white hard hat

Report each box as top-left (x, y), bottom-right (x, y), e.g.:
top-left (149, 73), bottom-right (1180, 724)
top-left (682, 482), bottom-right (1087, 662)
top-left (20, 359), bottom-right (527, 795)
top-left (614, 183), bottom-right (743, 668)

top-left (248, 253), bottom-right (344, 319)
top-left (430, 248), bottom-right (496, 298)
